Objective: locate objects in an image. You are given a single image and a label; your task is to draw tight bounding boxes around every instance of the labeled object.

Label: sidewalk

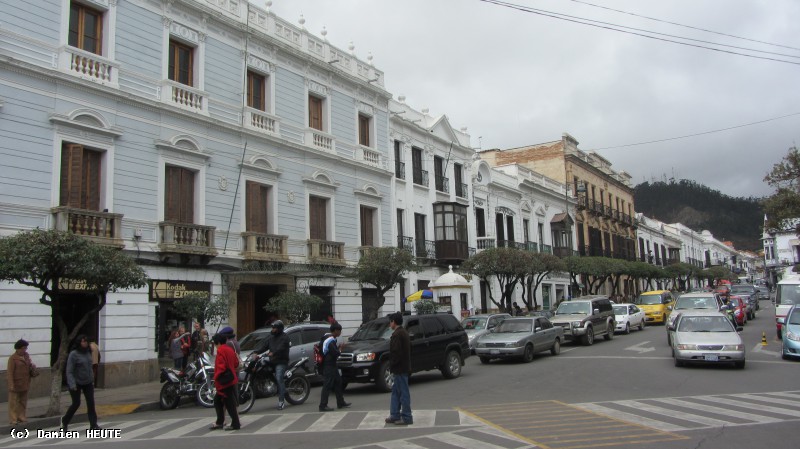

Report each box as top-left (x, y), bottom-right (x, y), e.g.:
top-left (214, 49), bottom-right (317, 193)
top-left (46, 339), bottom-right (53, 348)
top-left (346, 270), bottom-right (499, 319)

top-left (1, 379), bottom-right (164, 434)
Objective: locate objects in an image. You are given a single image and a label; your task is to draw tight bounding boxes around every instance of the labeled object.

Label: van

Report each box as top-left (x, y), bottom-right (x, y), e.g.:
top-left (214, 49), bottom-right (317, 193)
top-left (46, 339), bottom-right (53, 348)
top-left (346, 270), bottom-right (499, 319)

top-left (775, 267), bottom-right (800, 339)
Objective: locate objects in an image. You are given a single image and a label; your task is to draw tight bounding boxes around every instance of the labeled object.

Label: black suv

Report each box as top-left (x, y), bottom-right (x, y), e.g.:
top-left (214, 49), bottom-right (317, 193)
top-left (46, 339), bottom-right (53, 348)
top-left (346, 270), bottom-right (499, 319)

top-left (338, 313), bottom-right (470, 392)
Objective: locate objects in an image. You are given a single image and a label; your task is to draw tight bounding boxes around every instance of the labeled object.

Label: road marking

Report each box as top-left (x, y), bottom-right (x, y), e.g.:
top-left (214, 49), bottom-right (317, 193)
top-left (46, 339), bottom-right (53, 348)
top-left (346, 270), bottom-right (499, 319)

top-left (624, 341), bottom-right (655, 354)
top-left (615, 400), bottom-right (730, 427)
top-left (651, 398), bottom-right (781, 424)
top-left (752, 343), bottom-right (781, 356)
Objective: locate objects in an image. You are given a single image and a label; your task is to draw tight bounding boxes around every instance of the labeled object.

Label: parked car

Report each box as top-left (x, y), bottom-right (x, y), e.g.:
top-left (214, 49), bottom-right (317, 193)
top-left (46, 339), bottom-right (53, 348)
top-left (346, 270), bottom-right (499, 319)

top-left (338, 313), bottom-right (469, 392)
top-left (728, 296), bottom-right (748, 326)
top-left (666, 293), bottom-right (724, 345)
top-left (475, 316), bottom-right (563, 363)
top-left (238, 322), bottom-right (330, 381)
top-left (634, 290), bottom-right (675, 324)
top-left (613, 303), bottom-right (645, 334)
top-left (778, 304), bottom-right (800, 360)
top-left (550, 296), bottom-right (615, 345)
top-left (461, 313), bottom-right (511, 354)
top-left (730, 284), bottom-right (759, 317)
top-left (756, 285), bottom-right (770, 301)
top-left (669, 310), bottom-right (745, 368)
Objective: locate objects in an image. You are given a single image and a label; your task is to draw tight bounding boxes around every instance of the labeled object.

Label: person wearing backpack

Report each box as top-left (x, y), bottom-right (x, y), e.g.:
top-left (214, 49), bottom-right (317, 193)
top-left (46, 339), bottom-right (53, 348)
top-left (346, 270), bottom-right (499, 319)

top-left (318, 323), bottom-right (350, 412)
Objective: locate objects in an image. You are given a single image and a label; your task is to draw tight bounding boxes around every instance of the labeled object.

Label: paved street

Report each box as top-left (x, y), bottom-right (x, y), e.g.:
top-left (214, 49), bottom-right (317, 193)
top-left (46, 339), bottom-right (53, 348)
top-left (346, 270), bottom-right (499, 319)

top-left (0, 302), bottom-right (796, 449)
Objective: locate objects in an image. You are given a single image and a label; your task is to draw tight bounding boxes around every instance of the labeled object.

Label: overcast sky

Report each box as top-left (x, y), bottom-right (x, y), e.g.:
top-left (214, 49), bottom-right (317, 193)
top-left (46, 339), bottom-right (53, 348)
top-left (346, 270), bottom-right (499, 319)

top-left (267, 0), bottom-right (799, 198)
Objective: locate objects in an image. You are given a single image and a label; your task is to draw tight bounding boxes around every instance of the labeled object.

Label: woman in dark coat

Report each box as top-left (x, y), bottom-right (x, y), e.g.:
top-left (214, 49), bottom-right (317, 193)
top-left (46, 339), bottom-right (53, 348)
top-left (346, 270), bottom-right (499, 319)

top-left (209, 333), bottom-right (241, 431)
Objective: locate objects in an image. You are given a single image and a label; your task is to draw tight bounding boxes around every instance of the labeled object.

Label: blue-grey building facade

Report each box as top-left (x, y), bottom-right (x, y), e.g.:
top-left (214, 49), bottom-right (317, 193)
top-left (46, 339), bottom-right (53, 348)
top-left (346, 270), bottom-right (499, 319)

top-left (0, 0), bottom-right (392, 393)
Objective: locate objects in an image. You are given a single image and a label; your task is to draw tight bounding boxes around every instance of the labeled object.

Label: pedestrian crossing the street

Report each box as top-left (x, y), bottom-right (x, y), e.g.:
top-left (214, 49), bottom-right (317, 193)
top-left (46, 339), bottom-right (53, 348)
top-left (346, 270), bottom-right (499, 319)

top-left (574, 390), bottom-right (800, 432)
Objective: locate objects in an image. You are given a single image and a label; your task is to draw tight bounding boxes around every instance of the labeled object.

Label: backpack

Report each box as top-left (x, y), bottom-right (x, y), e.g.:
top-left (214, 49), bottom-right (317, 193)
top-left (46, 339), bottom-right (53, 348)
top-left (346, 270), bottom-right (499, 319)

top-left (313, 333), bottom-right (332, 374)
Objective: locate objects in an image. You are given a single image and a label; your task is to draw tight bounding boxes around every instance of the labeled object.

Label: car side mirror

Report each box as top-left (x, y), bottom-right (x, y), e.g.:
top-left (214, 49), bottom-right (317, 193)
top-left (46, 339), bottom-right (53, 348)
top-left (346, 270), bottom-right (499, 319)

top-left (777, 317), bottom-right (786, 325)
top-left (534, 327), bottom-right (542, 333)
top-left (667, 306), bottom-right (673, 311)
top-left (667, 325), bottom-right (676, 332)
top-left (736, 326), bottom-right (743, 332)
top-left (593, 308), bottom-right (600, 315)
top-left (488, 324), bottom-right (495, 329)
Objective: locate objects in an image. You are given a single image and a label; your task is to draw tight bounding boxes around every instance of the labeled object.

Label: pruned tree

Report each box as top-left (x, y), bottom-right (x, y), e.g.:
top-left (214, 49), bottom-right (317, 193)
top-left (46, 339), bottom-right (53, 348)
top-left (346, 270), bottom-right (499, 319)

top-left (606, 258), bottom-right (630, 297)
top-left (461, 247), bottom-right (531, 313)
top-left (521, 253), bottom-right (566, 311)
top-left (169, 292), bottom-right (234, 334)
top-left (628, 261), bottom-right (662, 294)
top-left (565, 256), bottom-right (615, 295)
top-left (412, 298), bottom-right (438, 315)
top-left (354, 247), bottom-right (417, 322)
top-left (664, 262), bottom-right (697, 291)
top-left (700, 265), bottom-right (734, 287)
top-left (764, 146), bottom-right (800, 232)
top-left (0, 229), bottom-right (148, 416)
top-left (268, 291), bottom-right (324, 324)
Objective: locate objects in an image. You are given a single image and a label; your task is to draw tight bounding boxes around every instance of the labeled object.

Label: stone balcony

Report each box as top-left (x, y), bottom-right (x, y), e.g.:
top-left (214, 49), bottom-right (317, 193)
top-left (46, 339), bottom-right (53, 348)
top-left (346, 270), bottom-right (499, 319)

top-left (307, 239), bottom-right (345, 265)
top-left (244, 107), bottom-right (280, 136)
top-left (305, 128), bottom-right (336, 154)
top-left (161, 80), bottom-right (207, 115)
top-left (51, 207), bottom-right (124, 248)
top-left (241, 232), bottom-right (289, 263)
top-left (159, 221), bottom-right (217, 258)
top-left (60, 46), bottom-right (119, 87)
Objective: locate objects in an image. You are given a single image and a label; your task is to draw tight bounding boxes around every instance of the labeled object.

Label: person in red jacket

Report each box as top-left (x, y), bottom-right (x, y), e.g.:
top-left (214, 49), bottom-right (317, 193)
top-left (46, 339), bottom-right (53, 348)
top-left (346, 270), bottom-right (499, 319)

top-left (209, 334), bottom-right (240, 431)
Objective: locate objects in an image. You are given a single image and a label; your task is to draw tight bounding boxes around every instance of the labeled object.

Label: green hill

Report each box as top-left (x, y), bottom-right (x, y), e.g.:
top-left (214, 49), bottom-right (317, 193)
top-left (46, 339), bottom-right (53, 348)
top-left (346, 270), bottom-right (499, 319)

top-left (633, 180), bottom-right (763, 251)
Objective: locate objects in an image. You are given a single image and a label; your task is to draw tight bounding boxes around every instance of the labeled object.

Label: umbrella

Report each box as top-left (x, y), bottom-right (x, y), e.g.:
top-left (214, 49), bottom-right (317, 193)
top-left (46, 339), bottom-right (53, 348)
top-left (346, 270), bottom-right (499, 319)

top-left (405, 289), bottom-right (433, 303)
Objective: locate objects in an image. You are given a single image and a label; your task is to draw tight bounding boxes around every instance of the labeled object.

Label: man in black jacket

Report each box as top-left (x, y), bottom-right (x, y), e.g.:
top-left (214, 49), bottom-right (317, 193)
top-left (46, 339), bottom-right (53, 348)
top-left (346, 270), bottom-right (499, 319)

top-left (318, 323), bottom-right (351, 411)
top-left (262, 320), bottom-right (290, 410)
top-left (386, 312), bottom-right (413, 425)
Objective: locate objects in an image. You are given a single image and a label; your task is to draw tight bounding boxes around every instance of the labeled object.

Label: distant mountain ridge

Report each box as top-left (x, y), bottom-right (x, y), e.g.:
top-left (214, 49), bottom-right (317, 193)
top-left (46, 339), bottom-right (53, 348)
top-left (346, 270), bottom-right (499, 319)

top-left (633, 180), bottom-right (763, 252)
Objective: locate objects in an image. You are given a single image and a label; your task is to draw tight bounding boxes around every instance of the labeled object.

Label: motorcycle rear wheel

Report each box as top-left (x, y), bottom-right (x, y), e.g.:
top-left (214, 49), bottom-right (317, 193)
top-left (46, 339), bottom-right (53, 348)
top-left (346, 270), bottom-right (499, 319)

top-left (238, 384), bottom-right (256, 414)
top-left (159, 383), bottom-right (181, 410)
top-left (285, 376), bottom-right (310, 405)
top-left (196, 382), bottom-right (215, 408)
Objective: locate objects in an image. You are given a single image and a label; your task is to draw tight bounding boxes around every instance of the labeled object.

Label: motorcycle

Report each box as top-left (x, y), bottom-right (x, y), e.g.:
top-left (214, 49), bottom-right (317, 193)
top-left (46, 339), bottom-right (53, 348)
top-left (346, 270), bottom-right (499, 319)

top-left (236, 352), bottom-right (311, 414)
top-left (159, 352), bottom-right (215, 410)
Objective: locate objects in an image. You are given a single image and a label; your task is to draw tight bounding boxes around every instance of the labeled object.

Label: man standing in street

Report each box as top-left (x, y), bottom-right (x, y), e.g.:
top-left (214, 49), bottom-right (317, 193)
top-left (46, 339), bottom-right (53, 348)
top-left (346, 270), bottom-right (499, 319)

top-left (386, 312), bottom-right (412, 425)
top-left (191, 322), bottom-right (208, 360)
top-left (318, 322), bottom-right (351, 412)
top-left (263, 320), bottom-right (290, 410)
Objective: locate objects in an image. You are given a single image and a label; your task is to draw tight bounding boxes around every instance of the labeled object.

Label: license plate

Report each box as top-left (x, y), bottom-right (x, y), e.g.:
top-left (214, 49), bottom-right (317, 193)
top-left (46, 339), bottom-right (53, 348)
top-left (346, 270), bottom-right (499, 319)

top-left (703, 354), bottom-right (719, 362)
top-left (490, 349), bottom-right (500, 355)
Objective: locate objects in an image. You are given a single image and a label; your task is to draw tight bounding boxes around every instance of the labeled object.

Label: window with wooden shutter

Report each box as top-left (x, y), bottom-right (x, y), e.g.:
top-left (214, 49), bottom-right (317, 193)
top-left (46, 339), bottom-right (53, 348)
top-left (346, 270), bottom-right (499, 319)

top-left (308, 95), bottom-right (323, 131)
top-left (246, 181), bottom-right (269, 233)
top-left (247, 71), bottom-right (266, 111)
top-left (168, 39), bottom-right (194, 86)
top-left (164, 166), bottom-right (195, 223)
top-left (60, 143), bottom-right (101, 211)
top-left (360, 206), bottom-right (374, 246)
top-left (411, 147), bottom-right (423, 184)
top-left (69, 2), bottom-right (102, 55)
top-left (358, 114), bottom-right (370, 147)
top-left (309, 196), bottom-right (327, 240)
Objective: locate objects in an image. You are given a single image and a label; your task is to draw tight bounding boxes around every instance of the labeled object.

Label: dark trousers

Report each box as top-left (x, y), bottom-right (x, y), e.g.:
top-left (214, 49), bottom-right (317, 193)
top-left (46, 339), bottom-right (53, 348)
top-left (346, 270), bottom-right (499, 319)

top-left (318, 364), bottom-right (345, 408)
top-left (63, 383), bottom-right (98, 429)
top-left (214, 386), bottom-right (240, 428)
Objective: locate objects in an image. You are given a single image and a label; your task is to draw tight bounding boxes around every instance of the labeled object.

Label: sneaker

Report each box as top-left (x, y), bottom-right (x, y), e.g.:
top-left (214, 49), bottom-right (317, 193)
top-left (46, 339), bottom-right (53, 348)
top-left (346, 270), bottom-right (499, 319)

top-left (223, 425), bottom-right (240, 431)
top-left (319, 406), bottom-right (334, 412)
top-left (384, 417), bottom-right (400, 424)
top-left (337, 402), bottom-right (352, 409)
top-left (395, 420), bottom-right (413, 426)
top-left (277, 401), bottom-right (286, 411)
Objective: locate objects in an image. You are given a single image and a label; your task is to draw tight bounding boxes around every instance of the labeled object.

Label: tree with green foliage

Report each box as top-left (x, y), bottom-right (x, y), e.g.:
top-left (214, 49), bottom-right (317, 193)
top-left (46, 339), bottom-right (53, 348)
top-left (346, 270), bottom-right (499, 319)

top-left (412, 298), bottom-right (438, 315)
top-left (169, 292), bottom-right (234, 334)
top-left (663, 262), bottom-right (698, 291)
top-left (521, 253), bottom-right (566, 311)
top-left (763, 146), bottom-right (800, 232)
top-left (605, 258), bottom-right (631, 297)
top-left (268, 291), bottom-right (324, 324)
top-left (354, 247), bottom-right (417, 322)
top-left (564, 256), bottom-right (615, 295)
top-left (0, 229), bottom-right (148, 416)
top-left (462, 248), bottom-right (531, 313)
top-left (627, 261), bottom-right (662, 293)
top-left (700, 266), bottom-right (734, 287)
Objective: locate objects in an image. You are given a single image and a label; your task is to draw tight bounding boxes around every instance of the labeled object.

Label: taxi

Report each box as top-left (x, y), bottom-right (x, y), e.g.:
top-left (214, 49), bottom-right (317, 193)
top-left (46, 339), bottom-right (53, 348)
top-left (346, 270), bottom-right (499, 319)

top-left (634, 290), bottom-right (676, 325)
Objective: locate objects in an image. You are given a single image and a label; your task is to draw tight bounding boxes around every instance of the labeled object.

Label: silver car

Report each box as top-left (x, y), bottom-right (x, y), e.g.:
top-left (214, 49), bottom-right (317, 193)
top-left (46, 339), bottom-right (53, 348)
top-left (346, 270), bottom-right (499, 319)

top-left (461, 313), bottom-right (510, 353)
top-left (475, 316), bottom-right (563, 363)
top-left (669, 310), bottom-right (745, 368)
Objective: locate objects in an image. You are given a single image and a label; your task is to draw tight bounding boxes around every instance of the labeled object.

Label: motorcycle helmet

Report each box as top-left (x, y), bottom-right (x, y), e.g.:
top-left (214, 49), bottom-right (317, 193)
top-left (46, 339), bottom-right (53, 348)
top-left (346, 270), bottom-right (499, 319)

top-left (271, 320), bottom-right (284, 333)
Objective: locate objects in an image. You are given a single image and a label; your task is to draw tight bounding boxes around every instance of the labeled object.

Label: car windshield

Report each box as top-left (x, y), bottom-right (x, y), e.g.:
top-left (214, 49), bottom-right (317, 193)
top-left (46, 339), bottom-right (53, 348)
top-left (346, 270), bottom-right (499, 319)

top-left (461, 317), bottom-right (487, 330)
top-left (349, 320), bottom-right (392, 341)
top-left (635, 294), bottom-right (662, 305)
top-left (777, 284), bottom-right (800, 306)
top-left (495, 319), bottom-right (532, 333)
top-left (730, 286), bottom-right (752, 293)
top-left (613, 305), bottom-right (627, 315)
top-left (677, 316), bottom-right (734, 332)
top-left (239, 330), bottom-right (270, 351)
top-left (556, 302), bottom-right (591, 315)
top-left (789, 310), bottom-right (800, 325)
top-left (675, 297), bottom-right (717, 309)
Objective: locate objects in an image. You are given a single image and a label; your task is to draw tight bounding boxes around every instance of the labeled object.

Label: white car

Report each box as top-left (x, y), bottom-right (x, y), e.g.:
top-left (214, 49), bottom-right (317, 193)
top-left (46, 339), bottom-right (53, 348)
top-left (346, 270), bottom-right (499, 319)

top-left (613, 303), bottom-right (646, 334)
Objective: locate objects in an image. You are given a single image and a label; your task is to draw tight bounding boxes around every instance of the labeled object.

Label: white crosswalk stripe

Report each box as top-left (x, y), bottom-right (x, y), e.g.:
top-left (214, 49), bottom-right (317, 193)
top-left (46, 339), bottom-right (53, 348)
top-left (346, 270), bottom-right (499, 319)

top-left (574, 390), bottom-right (800, 432)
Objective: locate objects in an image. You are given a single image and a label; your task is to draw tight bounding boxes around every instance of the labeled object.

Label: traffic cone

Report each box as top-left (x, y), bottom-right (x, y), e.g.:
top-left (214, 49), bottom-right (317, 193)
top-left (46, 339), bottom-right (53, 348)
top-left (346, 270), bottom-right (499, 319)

top-left (762, 332), bottom-right (768, 346)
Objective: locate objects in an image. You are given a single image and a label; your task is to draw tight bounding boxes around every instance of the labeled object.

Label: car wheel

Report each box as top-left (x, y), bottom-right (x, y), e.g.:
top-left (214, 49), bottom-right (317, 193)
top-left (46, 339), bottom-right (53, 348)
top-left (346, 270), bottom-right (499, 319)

top-left (639, 320), bottom-right (645, 331)
top-left (624, 323), bottom-right (631, 334)
top-left (479, 356), bottom-right (491, 364)
top-left (674, 357), bottom-right (684, 367)
top-left (667, 333), bottom-right (672, 346)
top-left (441, 350), bottom-right (463, 379)
top-left (550, 339), bottom-right (561, 356)
top-left (375, 360), bottom-right (393, 393)
top-left (778, 328), bottom-right (782, 340)
top-left (582, 327), bottom-right (594, 346)
top-left (662, 314), bottom-right (667, 324)
top-left (522, 344), bottom-right (535, 363)
top-left (604, 323), bottom-right (614, 341)
top-left (734, 360), bottom-right (746, 369)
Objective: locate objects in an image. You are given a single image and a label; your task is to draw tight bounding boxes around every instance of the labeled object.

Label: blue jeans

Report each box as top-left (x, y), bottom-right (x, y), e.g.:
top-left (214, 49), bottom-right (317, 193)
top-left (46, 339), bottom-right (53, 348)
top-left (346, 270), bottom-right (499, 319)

top-left (274, 363), bottom-right (287, 402)
top-left (389, 373), bottom-right (412, 423)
